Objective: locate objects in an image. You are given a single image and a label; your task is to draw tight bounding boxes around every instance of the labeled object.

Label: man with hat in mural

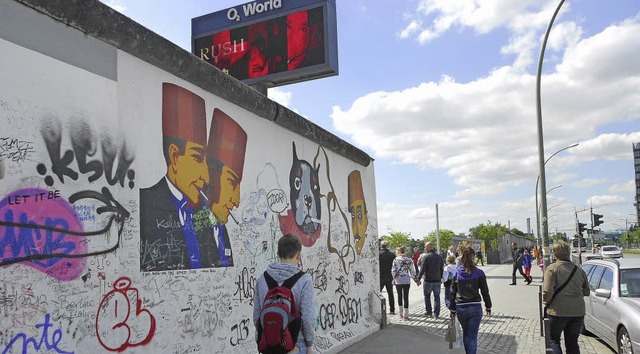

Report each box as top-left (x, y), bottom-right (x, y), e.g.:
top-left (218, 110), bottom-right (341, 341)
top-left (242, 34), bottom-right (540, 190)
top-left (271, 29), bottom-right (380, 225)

top-left (140, 82), bottom-right (217, 271)
top-left (348, 170), bottom-right (368, 255)
top-left (201, 108), bottom-right (248, 267)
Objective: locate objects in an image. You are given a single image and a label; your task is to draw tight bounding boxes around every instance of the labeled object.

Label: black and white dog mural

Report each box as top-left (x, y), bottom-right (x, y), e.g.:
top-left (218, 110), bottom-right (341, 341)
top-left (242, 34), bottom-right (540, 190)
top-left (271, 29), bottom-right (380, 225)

top-left (279, 142), bottom-right (322, 247)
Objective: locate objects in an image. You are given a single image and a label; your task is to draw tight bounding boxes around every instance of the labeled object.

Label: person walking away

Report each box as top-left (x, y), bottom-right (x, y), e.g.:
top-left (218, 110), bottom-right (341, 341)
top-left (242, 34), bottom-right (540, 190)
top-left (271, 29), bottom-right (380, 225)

top-left (442, 255), bottom-right (457, 310)
top-left (412, 246), bottom-right (421, 274)
top-left (532, 245), bottom-right (540, 265)
top-left (391, 246), bottom-right (417, 320)
top-left (417, 242), bottom-right (444, 318)
top-left (475, 249), bottom-right (484, 266)
top-left (543, 241), bottom-right (590, 354)
top-left (522, 249), bottom-right (533, 280)
top-left (510, 243), bottom-right (531, 285)
top-left (451, 246), bottom-right (492, 354)
top-left (253, 234), bottom-right (315, 354)
top-left (379, 241), bottom-right (396, 315)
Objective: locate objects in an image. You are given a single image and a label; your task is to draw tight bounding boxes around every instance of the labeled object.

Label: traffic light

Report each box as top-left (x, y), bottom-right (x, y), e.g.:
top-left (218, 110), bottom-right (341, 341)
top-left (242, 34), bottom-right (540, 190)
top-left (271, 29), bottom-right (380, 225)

top-left (593, 214), bottom-right (604, 227)
top-left (578, 222), bottom-right (587, 236)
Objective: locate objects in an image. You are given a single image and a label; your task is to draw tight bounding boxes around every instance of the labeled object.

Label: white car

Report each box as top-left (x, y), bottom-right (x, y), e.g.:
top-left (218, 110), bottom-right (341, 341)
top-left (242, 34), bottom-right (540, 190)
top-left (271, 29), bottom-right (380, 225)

top-left (601, 245), bottom-right (623, 259)
top-left (581, 258), bottom-right (640, 353)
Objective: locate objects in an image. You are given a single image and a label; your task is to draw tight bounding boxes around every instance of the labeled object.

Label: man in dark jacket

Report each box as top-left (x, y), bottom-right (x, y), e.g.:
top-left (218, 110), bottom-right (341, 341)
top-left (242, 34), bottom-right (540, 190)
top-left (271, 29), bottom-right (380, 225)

top-left (379, 241), bottom-right (396, 314)
top-left (417, 242), bottom-right (444, 318)
top-left (510, 242), bottom-right (532, 285)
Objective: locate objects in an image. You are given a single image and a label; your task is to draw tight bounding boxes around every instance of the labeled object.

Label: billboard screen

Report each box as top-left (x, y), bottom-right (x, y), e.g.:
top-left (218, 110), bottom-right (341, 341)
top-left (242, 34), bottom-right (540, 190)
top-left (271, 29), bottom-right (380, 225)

top-left (192, 0), bottom-right (338, 87)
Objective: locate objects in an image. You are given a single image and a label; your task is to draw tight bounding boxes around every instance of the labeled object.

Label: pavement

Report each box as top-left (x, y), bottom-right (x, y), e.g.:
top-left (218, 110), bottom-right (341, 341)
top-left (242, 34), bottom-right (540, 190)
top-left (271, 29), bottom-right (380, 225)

top-left (339, 263), bottom-right (616, 354)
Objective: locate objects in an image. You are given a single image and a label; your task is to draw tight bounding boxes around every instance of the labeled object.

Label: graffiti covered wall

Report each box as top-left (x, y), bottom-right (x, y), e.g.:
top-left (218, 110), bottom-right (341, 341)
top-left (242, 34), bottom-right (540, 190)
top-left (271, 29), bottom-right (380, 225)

top-left (0, 0), bottom-right (379, 353)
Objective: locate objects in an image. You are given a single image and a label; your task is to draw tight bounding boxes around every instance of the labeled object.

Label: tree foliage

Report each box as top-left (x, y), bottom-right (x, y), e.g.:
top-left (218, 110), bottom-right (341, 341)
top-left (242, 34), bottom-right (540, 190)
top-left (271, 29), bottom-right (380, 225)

top-left (423, 229), bottom-right (456, 251)
top-left (380, 229), bottom-right (412, 249)
top-left (468, 221), bottom-right (509, 251)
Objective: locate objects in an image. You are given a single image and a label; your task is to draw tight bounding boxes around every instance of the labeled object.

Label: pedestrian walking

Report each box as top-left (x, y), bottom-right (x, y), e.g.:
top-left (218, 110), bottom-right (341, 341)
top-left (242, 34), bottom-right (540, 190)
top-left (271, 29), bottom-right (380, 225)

top-left (532, 245), bottom-right (540, 265)
top-left (522, 249), bottom-right (533, 280)
top-left (510, 242), bottom-right (532, 285)
top-left (442, 255), bottom-right (457, 310)
top-left (379, 241), bottom-right (396, 315)
top-left (451, 246), bottom-right (492, 354)
top-left (475, 249), bottom-right (484, 266)
top-left (543, 241), bottom-right (590, 354)
top-left (391, 246), bottom-right (417, 320)
top-left (417, 242), bottom-right (444, 318)
top-left (253, 234), bottom-right (315, 354)
top-left (412, 246), bottom-right (421, 274)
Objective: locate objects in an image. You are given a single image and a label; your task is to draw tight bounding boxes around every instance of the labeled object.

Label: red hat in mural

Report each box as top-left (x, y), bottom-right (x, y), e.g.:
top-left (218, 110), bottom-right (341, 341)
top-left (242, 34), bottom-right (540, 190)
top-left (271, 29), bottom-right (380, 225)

top-left (348, 170), bottom-right (365, 206)
top-left (162, 82), bottom-right (207, 146)
top-left (207, 108), bottom-right (247, 178)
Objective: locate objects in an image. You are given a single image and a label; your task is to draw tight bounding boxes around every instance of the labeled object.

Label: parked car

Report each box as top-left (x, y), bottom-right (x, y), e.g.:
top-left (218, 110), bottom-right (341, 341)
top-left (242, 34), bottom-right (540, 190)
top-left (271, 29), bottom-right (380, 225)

top-left (581, 258), bottom-right (640, 353)
top-left (601, 245), bottom-right (624, 259)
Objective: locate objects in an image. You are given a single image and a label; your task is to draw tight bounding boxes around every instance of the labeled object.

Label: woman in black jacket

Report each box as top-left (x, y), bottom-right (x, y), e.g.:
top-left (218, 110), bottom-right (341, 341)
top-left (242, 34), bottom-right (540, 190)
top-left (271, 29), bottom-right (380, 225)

top-left (451, 246), bottom-right (492, 354)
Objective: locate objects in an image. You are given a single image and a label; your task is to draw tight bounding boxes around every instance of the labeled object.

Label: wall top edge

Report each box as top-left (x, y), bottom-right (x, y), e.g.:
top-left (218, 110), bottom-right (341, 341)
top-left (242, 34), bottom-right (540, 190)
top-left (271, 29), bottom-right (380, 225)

top-left (13, 0), bottom-right (372, 166)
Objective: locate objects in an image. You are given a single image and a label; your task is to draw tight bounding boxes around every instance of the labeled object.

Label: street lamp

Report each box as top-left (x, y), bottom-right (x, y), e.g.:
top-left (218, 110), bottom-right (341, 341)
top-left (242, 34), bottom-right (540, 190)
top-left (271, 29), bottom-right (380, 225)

top-left (535, 144), bottom-right (577, 247)
top-left (536, 0), bottom-right (566, 269)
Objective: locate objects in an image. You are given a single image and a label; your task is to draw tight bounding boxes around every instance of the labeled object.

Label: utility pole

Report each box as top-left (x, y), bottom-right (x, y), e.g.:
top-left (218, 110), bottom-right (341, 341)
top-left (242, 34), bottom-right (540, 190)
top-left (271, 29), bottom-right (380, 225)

top-left (436, 203), bottom-right (441, 253)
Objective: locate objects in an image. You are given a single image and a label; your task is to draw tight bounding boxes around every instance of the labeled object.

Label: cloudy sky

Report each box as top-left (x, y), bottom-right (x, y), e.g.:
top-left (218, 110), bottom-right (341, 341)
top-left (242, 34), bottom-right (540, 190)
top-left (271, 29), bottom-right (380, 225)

top-left (103, 0), bottom-right (640, 240)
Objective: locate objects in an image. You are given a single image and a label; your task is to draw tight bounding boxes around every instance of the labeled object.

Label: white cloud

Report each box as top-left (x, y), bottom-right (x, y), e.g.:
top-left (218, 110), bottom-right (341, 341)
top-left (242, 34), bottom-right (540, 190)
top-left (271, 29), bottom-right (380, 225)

top-left (333, 17), bottom-right (640, 200)
top-left (571, 178), bottom-right (611, 188)
top-left (267, 88), bottom-right (293, 108)
top-left (609, 180), bottom-right (635, 194)
top-left (586, 195), bottom-right (628, 208)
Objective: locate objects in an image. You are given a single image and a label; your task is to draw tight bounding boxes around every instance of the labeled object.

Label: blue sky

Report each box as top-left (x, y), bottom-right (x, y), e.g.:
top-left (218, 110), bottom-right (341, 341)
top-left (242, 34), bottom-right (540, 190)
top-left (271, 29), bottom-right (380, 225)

top-left (103, 0), bottom-right (640, 240)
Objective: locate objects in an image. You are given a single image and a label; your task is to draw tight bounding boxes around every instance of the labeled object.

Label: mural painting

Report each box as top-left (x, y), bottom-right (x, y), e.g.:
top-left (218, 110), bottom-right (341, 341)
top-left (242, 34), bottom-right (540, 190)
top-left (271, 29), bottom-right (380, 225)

top-left (0, 3), bottom-right (379, 353)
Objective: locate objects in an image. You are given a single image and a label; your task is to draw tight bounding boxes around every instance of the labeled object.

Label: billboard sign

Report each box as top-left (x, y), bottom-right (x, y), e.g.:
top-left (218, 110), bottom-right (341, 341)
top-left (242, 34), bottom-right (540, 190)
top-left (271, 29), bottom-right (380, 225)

top-left (192, 0), bottom-right (338, 87)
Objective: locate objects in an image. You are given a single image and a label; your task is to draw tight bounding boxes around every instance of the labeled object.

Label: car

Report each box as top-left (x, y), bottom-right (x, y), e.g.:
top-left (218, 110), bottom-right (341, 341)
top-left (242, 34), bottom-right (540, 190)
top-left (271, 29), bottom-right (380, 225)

top-left (581, 258), bottom-right (640, 354)
top-left (601, 245), bottom-right (624, 259)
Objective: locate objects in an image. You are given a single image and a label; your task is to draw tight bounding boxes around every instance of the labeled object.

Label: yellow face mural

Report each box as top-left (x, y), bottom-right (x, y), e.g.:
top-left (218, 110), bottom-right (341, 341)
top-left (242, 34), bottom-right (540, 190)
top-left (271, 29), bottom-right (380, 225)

top-left (167, 141), bottom-right (209, 205)
top-left (348, 170), bottom-right (367, 255)
top-left (212, 164), bottom-right (241, 224)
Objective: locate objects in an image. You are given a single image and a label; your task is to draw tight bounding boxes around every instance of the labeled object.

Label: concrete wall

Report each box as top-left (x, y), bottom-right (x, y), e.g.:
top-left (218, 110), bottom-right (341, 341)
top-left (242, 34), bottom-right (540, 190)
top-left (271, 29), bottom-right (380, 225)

top-left (0, 1), bottom-right (380, 353)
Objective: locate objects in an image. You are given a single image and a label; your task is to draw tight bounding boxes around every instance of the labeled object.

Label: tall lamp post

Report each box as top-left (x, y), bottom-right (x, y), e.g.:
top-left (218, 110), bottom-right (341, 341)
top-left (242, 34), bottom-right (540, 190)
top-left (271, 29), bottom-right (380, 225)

top-left (535, 144), bottom-right (577, 248)
top-left (536, 0), bottom-right (566, 267)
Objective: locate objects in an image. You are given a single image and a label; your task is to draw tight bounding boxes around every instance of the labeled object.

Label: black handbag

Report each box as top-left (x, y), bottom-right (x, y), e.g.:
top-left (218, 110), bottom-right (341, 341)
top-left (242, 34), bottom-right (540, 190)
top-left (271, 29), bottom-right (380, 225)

top-left (543, 264), bottom-right (578, 317)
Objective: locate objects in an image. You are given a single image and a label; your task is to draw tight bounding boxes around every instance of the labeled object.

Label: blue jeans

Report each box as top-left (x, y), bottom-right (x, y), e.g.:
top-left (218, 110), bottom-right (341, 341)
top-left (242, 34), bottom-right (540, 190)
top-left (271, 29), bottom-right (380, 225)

top-left (423, 281), bottom-right (441, 316)
top-left (444, 283), bottom-right (452, 310)
top-left (548, 315), bottom-right (584, 354)
top-left (457, 304), bottom-right (483, 354)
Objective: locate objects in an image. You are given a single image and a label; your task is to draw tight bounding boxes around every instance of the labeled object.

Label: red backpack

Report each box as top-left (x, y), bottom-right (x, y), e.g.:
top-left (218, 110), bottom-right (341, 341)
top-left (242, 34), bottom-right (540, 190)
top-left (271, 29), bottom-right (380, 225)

top-left (257, 271), bottom-right (305, 354)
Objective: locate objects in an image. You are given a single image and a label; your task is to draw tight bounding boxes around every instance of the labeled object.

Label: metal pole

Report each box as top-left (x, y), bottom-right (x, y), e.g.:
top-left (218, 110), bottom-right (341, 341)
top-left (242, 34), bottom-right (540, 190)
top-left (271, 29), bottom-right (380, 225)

top-left (537, 2), bottom-right (565, 350)
top-left (537, 0), bottom-right (566, 265)
top-left (436, 203), bottom-right (441, 253)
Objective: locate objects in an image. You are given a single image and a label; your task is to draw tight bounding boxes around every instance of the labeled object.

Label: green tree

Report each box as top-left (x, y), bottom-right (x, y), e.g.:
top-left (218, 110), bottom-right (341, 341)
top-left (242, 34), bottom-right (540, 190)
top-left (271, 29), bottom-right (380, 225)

top-left (422, 229), bottom-right (456, 251)
top-left (468, 221), bottom-right (509, 251)
top-left (380, 229), bottom-right (411, 249)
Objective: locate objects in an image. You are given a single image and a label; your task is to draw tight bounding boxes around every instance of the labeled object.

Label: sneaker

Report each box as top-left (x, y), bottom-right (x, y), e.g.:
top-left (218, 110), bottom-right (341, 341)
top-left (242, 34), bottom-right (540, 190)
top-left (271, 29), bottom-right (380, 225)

top-left (509, 283), bottom-right (516, 285)
top-left (426, 313), bottom-right (433, 318)
top-left (403, 316), bottom-right (410, 321)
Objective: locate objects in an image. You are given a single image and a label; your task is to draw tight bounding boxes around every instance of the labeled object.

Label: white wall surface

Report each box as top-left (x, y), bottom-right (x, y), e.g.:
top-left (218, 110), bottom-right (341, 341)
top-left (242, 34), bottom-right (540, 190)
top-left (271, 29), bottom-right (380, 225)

top-left (0, 3), bottom-right (379, 353)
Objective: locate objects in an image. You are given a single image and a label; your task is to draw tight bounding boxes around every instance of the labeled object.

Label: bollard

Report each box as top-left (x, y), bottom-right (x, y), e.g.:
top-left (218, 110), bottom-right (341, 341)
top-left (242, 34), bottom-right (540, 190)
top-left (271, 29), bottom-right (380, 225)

top-left (538, 285), bottom-right (543, 336)
top-left (381, 298), bottom-right (387, 329)
top-left (544, 317), bottom-right (553, 352)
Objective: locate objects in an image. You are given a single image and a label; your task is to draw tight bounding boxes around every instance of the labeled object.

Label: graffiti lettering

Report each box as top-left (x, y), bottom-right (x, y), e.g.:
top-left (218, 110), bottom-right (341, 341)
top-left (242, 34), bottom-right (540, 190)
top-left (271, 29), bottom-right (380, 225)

top-left (38, 118), bottom-right (135, 188)
top-left (233, 267), bottom-right (256, 305)
top-left (266, 189), bottom-right (288, 213)
top-left (96, 277), bottom-right (156, 352)
top-left (316, 303), bottom-right (336, 331)
top-left (0, 187), bottom-right (129, 280)
top-left (0, 137), bottom-right (35, 163)
top-left (330, 328), bottom-right (354, 342)
top-left (314, 335), bottom-right (333, 351)
top-left (2, 313), bottom-right (74, 354)
top-left (306, 262), bottom-right (327, 292)
top-left (353, 271), bottom-right (364, 284)
top-left (229, 318), bottom-right (250, 347)
top-left (335, 275), bottom-right (349, 295)
top-left (338, 295), bottom-right (361, 326)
